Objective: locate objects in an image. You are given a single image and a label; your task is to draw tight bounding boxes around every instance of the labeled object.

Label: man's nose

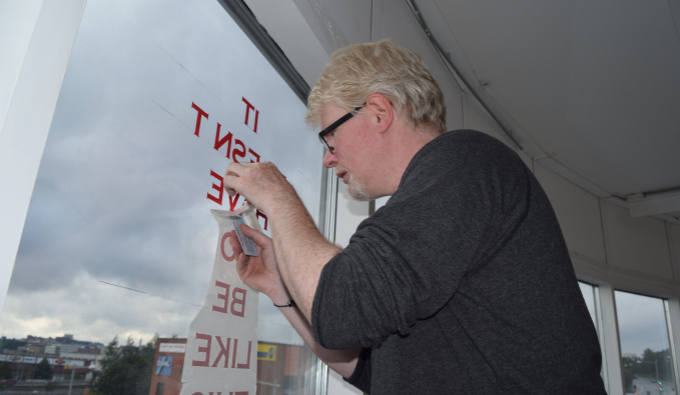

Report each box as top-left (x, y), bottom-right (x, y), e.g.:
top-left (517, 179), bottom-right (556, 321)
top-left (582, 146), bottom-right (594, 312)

top-left (322, 149), bottom-right (337, 168)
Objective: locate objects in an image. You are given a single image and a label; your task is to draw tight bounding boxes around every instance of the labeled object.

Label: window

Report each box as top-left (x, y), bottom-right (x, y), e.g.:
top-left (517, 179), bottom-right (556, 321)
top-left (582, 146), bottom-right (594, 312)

top-left (578, 281), bottom-right (599, 335)
top-left (615, 290), bottom-right (677, 395)
top-left (0, 0), bottom-right (325, 393)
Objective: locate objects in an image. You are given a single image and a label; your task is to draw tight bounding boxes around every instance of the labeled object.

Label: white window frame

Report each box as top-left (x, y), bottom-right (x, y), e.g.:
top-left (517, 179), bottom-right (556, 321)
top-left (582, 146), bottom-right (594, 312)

top-left (0, 0), bottom-right (87, 317)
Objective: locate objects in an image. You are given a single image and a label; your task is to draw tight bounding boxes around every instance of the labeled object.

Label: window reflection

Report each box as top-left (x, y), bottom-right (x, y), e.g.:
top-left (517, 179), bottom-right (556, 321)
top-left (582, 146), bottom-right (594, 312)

top-left (615, 290), bottom-right (677, 395)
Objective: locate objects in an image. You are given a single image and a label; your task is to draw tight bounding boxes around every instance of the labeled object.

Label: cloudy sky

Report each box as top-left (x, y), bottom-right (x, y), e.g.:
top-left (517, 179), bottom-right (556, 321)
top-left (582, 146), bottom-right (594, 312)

top-left (0, 0), bottom-right (321, 348)
top-left (615, 290), bottom-right (673, 357)
top-left (0, 0), bottom-right (672, 364)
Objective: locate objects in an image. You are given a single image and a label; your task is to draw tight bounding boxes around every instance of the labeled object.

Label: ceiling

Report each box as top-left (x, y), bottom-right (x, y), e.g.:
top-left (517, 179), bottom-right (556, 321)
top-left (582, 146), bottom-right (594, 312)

top-left (412, 0), bottom-right (680, 222)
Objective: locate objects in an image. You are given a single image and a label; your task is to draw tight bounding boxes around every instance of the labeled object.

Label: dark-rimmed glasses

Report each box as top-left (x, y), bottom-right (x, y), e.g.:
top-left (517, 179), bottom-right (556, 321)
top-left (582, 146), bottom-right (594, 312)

top-left (318, 105), bottom-right (364, 153)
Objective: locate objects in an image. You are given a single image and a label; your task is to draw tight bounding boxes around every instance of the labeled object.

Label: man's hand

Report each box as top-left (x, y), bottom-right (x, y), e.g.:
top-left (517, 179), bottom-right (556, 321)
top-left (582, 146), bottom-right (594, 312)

top-left (223, 162), bottom-right (297, 215)
top-left (223, 160), bottom-right (340, 323)
top-left (228, 224), bottom-right (291, 306)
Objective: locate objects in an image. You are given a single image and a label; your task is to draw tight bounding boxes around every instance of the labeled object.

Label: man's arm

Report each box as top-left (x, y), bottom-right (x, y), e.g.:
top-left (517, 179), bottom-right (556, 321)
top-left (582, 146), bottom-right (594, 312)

top-left (277, 300), bottom-right (361, 378)
top-left (223, 161), bottom-right (340, 322)
top-left (228, 223), bottom-right (360, 378)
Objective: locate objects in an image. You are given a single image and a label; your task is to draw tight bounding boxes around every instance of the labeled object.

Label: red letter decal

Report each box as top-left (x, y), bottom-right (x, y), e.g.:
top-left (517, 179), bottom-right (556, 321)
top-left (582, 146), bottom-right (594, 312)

top-left (214, 123), bottom-right (234, 158)
top-left (207, 170), bottom-right (224, 205)
top-left (232, 139), bottom-right (246, 163)
top-left (192, 333), bottom-right (211, 367)
top-left (228, 193), bottom-right (242, 211)
top-left (211, 336), bottom-right (231, 368)
top-left (242, 97), bottom-right (258, 133)
top-left (230, 287), bottom-right (247, 317)
top-left (220, 233), bottom-right (236, 262)
top-left (191, 102), bottom-right (209, 137)
top-left (256, 210), bottom-right (268, 231)
top-left (248, 148), bottom-right (260, 163)
top-left (237, 341), bottom-right (252, 369)
top-left (212, 281), bottom-right (231, 314)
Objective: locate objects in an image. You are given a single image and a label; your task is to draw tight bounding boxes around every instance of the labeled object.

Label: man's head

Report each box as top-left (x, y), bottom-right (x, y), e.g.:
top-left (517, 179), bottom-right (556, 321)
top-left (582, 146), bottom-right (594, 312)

top-left (306, 39), bottom-right (446, 134)
top-left (308, 40), bottom-right (446, 201)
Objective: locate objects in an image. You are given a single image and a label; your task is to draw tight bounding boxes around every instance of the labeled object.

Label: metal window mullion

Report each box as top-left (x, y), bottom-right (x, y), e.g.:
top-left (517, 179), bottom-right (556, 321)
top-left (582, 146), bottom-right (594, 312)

top-left (664, 298), bottom-right (680, 394)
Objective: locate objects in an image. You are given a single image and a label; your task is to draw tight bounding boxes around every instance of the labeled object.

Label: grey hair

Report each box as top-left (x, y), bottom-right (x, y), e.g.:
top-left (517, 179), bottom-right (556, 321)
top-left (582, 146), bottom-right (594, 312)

top-left (306, 39), bottom-right (446, 134)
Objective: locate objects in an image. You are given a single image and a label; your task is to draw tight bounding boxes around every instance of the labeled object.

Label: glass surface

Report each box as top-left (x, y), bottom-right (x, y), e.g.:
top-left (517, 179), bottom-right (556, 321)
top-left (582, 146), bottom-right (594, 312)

top-left (615, 290), bottom-right (677, 395)
top-left (578, 281), bottom-right (598, 333)
top-left (0, 0), bottom-right (324, 394)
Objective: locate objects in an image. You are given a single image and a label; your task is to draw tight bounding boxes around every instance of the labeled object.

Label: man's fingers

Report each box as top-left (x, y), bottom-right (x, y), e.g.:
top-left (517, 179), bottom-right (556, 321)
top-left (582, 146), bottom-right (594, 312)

top-left (223, 162), bottom-right (246, 194)
top-left (227, 230), bottom-right (243, 253)
top-left (240, 223), bottom-right (272, 247)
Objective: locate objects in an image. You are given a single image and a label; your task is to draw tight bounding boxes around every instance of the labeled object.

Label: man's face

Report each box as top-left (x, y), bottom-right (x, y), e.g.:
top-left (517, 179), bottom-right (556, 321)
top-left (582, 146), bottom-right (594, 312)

top-left (320, 104), bottom-right (374, 201)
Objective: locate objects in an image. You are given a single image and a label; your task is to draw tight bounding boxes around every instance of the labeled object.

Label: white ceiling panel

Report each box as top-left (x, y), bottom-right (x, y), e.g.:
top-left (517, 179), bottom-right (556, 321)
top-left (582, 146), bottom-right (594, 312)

top-left (421, 0), bottom-right (680, 219)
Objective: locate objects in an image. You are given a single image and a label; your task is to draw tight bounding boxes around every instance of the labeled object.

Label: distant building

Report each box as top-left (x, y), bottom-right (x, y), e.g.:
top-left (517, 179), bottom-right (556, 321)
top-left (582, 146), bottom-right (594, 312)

top-left (0, 334), bottom-right (105, 382)
top-left (149, 338), bottom-right (187, 395)
top-left (148, 339), bottom-right (316, 395)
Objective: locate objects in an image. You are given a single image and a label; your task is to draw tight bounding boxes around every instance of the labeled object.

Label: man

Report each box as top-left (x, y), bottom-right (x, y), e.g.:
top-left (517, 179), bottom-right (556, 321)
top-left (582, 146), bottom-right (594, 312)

top-left (223, 39), bottom-right (606, 394)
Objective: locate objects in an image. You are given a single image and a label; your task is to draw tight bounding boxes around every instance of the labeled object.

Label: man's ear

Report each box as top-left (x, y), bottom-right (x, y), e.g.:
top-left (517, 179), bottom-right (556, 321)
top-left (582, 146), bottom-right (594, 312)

top-left (365, 93), bottom-right (394, 134)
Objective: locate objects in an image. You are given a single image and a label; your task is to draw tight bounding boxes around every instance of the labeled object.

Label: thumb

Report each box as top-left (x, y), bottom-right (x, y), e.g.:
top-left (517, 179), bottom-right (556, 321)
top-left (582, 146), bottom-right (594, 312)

top-left (240, 223), bottom-right (272, 248)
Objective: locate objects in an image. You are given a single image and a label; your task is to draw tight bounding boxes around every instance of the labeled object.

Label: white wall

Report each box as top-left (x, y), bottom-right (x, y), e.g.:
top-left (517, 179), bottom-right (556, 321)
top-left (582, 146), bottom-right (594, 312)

top-left (0, 0), bottom-right (86, 318)
top-left (0, 0), bottom-right (42, 121)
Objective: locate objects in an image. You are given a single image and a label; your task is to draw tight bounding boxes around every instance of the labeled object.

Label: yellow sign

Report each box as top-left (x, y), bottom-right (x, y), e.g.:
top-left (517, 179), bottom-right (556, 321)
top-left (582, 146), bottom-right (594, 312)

top-left (257, 344), bottom-right (277, 361)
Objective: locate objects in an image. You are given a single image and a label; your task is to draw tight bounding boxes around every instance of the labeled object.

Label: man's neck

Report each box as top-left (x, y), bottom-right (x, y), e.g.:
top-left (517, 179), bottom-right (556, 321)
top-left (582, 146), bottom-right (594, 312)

top-left (377, 124), bottom-right (442, 196)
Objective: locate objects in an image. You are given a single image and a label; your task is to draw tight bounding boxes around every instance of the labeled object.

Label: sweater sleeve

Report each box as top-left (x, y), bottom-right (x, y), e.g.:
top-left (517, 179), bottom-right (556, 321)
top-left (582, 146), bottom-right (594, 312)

top-left (312, 131), bottom-right (533, 349)
top-left (344, 347), bottom-right (372, 393)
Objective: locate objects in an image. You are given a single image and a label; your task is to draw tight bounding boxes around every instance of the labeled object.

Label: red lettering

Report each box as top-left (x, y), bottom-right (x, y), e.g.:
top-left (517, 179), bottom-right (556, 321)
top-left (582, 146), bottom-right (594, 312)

top-left (231, 339), bottom-right (238, 368)
top-left (212, 281), bottom-right (231, 314)
top-left (220, 233), bottom-right (236, 262)
top-left (211, 336), bottom-right (231, 368)
top-left (231, 287), bottom-right (246, 317)
top-left (213, 281), bottom-right (247, 317)
top-left (242, 97), bottom-right (258, 133)
top-left (232, 139), bottom-right (246, 163)
top-left (207, 170), bottom-right (223, 205)
top-left (248, 148), bottom-right (260, 163)
top-left (253, 109), bottom-right (259, 133)
top-left (256, 210), bottom-right (268, 231)
top-left (228, 192), bottom-right (243, 211)
top-left (192, 102), bottom-right (209, 137)
top-left (237, 341), bottom-right (252, 369)
top-left (193, 100), bottom-right (266, 205)
top-left (214, 123), bottom-right (234, 158)
top-left (206, 169), bottom-right (250, 209)
top-left (192, 333), bottom-right (211, 367)
top-left (190, 334), bottom-right (252, 371)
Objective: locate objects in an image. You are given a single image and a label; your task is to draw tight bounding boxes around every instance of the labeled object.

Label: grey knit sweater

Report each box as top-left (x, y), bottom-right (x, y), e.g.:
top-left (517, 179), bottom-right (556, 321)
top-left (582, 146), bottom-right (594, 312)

top-left (312, 130), bottom-right (606, 394)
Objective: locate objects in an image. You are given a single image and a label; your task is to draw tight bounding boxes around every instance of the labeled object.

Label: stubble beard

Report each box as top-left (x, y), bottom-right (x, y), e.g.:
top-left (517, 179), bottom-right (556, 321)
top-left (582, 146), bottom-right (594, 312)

top-left (347, 173), bottom-right (372, 201)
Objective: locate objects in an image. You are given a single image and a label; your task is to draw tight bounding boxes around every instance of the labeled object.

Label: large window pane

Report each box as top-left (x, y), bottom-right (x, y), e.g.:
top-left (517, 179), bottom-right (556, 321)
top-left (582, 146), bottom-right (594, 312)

top-left (616, 290), bottom-right (677, 395)
top-left (0, 0), bottom-right (323, 394)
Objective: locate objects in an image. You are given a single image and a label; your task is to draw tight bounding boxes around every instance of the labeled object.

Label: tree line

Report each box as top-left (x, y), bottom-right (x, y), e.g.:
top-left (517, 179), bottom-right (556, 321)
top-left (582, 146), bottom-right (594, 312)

top-left (621, 348), bottom-right (674, 392)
